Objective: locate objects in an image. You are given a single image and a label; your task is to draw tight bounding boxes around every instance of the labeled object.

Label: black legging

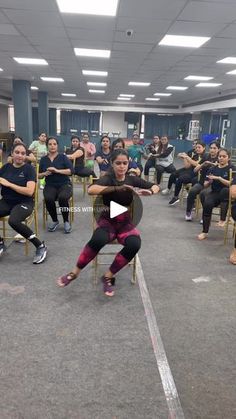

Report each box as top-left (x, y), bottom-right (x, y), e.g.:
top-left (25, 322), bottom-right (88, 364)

top-left (155, 164), bottom-right (176, 185)
top-left (200, 188), bottom-right (229, 233)
top-left (0, 199), bottom-right (41, 248)
top-left (168, 168), bottom-right (193, 196)
top-left (231, 203), bottom-right (236, 248)
top-left (186, 183), bottom-right (204, 213)
top-left (74, 167), bottom-right (96, 178)
top-left (144, 158), bottom-right (156, 176)
top-left (43, 183), bottom-right (72, 223)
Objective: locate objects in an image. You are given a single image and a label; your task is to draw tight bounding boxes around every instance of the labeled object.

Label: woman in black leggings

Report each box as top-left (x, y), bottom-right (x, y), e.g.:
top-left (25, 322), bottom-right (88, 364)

top-left (57, 149), bottom-right (159, 297)
top-left (198, 148), bottom-right (232, 240)
top-left (39, 137), bottom-right (73, 234)
top-left (0, 143), bottom-right (47, 264)
top-left (66, 136), bottom-right (96, 178)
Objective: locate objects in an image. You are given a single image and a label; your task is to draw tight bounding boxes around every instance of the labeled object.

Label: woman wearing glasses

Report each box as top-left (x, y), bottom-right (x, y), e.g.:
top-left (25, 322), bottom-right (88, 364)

top-left (57, 149), bottom-right (159, 296)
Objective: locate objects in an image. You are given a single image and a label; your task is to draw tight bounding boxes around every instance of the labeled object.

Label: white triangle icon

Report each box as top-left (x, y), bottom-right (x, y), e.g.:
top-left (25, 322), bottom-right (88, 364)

top-left (110, 201), bottom-right (127, 219)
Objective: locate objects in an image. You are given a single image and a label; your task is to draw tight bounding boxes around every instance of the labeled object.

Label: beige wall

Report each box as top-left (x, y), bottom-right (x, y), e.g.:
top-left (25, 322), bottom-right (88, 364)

top-left (102, 111), bottom-right (127, 137)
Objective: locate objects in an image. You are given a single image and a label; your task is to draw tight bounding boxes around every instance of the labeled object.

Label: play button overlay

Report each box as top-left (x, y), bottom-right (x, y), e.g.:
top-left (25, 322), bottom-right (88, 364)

top-left (93, 186), bottom-right (143, 229)
top-left (110, 201), bottom-right (127, 218)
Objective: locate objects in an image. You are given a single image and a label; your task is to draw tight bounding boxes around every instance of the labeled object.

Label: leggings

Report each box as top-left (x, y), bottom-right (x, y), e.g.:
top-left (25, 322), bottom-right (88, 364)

top-left (155, 164), bottom-right (176, 185)
top-left (0, 199), bottom-right (41, 248)
top-left (77, 227), bottom-right (141, 275)
top-left (144, 158), bottom-right (156, 176)
top-left (186, 183), bottom-right (204, 213)
top-left (43, 183), bottom-right (72, 223)
top-left (168, 168), bottom-right (193, 196)
top-left (74, 167), bottom-right (96, 178)
top-left (200, 188), bottom-right (229, 233)
top-left (231, 203), bottom-right (236, 248)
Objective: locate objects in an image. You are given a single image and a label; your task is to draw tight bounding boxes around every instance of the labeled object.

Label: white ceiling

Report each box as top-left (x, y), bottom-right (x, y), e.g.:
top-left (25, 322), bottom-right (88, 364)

top-left (1, 0), bottom-right (236, 109)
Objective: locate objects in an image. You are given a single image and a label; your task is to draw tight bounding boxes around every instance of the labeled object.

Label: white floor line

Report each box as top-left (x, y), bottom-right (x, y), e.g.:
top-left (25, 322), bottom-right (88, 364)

top-left (136, 256), bottom-right (185, 419)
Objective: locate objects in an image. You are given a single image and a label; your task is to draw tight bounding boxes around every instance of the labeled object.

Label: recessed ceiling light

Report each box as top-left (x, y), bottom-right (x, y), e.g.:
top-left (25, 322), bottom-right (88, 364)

top-left (41, 77), bottom-right (64, 82)
top-left (159, 35), bottom-right (210, 48)
top-left (87, 82), bottom-right (107, 86)
top-left (226, 69), bottom-right (236, 75)
top-left (119, 94), bottom-right (135, 97)
top-left (154, 93), bottom-right (172, 96)
top-left (0, 68), bottom-right (3, 71)
top-left (74, 48), bottom-right (110, 58)
top-left (89, 89), bottom-right (105, 93)
top-left (83, 70), bottom-right (108, 76)
top-left (61, 93), bottom-right (77, 97)
top-left (166, 86), bottom-right (188, 91)
top-left (145, 98), bottom-right (160, 101)
top-left (117, 97), bottom-right (131, 101)
top-left (195, 82), bottom-right (222, 87)
top-left (128, 81), bottom-right (151, 86)
top-left (13, 57), bottom-right (48, 65)
top-left (31, 86), bottom-right (39, 90)
top-left (56, 0), bottom-right (119, 16)
top-left (217, 57), bottom-right (236, 64)
top-left (184, 75), bottom-right (213, 81)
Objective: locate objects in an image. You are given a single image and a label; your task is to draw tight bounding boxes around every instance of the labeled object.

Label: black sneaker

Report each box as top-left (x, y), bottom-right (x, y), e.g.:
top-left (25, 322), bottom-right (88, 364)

top-left (33, 242), bottom-right (47, 264)
top-left (168, 197), bottom-right (180, 206)
top-left (0, 241), bottom-right (6, 257)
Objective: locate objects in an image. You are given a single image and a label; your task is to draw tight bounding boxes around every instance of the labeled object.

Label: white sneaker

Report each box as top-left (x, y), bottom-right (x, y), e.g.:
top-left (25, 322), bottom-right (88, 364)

top-left (161, 188), bottom-right (170, 195)
top-left (14, 234), bottom-right (26, 243)
top-left (39, 185), bottom-right (44, 190)
top-left (185, 212), bottom-right (192, 221)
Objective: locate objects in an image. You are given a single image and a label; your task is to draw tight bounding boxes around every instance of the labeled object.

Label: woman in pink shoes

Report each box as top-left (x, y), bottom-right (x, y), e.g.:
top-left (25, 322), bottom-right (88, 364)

top-left (57, 149), bottom-right (159, 296)
top-left (198, 148), bottom-right (232, 241)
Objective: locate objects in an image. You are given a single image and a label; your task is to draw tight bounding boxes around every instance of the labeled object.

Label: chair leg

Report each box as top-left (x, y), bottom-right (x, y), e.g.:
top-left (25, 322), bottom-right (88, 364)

top-left (94, 255), bottom-right (98, 284)
top-left (131, 256), bottom-right (137, 284)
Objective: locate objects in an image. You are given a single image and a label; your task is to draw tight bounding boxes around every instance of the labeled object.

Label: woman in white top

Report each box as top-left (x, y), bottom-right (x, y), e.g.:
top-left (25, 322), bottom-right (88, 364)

top-left (155, 136), bottom-right (176, 185)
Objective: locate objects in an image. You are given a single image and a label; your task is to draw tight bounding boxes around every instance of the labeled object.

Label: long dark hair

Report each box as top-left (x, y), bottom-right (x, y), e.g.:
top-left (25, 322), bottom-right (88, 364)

top-left (46, 136), bottom-right (59, 147)
top-left (157, 136), bottom-right (168, 154)
top-left (12, 143), bottom-right (27, 153)
top-left (111, 138), bottom-right (125, 151)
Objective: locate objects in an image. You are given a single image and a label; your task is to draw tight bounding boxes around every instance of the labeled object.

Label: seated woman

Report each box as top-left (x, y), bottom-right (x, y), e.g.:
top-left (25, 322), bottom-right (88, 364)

top-left (57, 149), bottom-right (159, 296)
top-left (162, 141), bottom-right (207, 205)
top-left (29, 132), bottom-right (48, 189)
top-left (8, 136), bottom-right (36, 165)
top-left (229, 176), bottom-right (236, 264)
top-left (144, 135), bottom-right (160, 181)
top-left (198, 148), bottom-right (232, 240)
top-left (95, 135), bottom-right (112, 177)
top-left (66, 135), bottom-right (96, 178)
top-left (80, 133), bottom-right (96, 169)
top-left (154, 136), bottom-right (176, 185)
top-left (127, 134), bottom-right (144, 173)
top-left (39, 137), bottom-right (73, 234)
top-left (185, 141), bottom-right (220, 221)
top-left (112, 138), bottom-right (141, 176)
top-left (0, 143), bottom-right (47, 264)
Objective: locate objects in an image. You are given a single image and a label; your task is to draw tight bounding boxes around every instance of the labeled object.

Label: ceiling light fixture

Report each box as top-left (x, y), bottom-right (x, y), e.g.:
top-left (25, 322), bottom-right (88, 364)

top-left (89, 89), bottom-right (105, 93)
top-left (61, 93), bottom-right (77, 97)
top-left (217, 57), bottom-right (236, 64)
top-left (119, 94), bottom-right (135, 97)
top-left (159, 35), bottom-right (210, 48)
top-left (41, 77), bottom-right (64, 82)
top-left (87, 82), bottom-right (107, 86)
top-left (83, 70), bottom-right (108, 76)
top-left (117, 97), bottom-right (131, 101)
top-left (184, 75), bottom-right (213, 81)
top-left (145, 98), bottom-right (160, 101)
top-left (13, 57), bottom-right (48, 65)
top-left (31, 86), bottom-right (39, 90)
top-left (128, 81), bottom-right (151, 86)
top-left (56, 0), bottom-right (119, 16)
top-left (195, 82), bottom-right (222, 87)
top-left (226, 69), bottom-right (236, 75)
top-left (154, 93), bottom-right (172, 96)
top-left (166, 86), bottom-right (188, 91)
top-left (74, 48), bottom-right (110, 58)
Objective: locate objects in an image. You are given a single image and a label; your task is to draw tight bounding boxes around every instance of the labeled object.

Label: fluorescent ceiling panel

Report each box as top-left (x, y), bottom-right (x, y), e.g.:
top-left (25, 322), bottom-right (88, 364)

top-left (56, 0), bottom-right (119, 16)
top-left (31, 86), bottom-right (38, 90)
top-left (166, 86), bottom-right (188, 90)
top-left (89, 89), bottom-right (105, 93)
top-left (117, 97), bottom-right (131, 101)
top-left (226, 69), bottom-right (236, 75)
top-left (154, 93), bottom-right (172, 97)
top-left (41, 77), bottom-right (64, 82)
top-left (184, 75), bottom-right (213, 81)
top-left (217, 57), bottom-right (236, 64)
top-left (83, 70), bottom-right (108, 76)
top-left (87, 82), bottom-right (107, 86)
top-left (145, 98), bottom-right (160, 101)
top-left (128, 81), bottom-right (151, 86)
top-left (0, 68), bottom-right (3, 71)
top-left (13, 57), bottom-right (48, 65)
top-left (195, 82), bottom-right (222, 87)
top-left (159, 35), bottom-right (210, 48)
top-left (74, 48), bottom-right (110, 58)
top-left (61, 93), bottom-right (77, 96)
top-left (119, 94), bottom-right (135, 97)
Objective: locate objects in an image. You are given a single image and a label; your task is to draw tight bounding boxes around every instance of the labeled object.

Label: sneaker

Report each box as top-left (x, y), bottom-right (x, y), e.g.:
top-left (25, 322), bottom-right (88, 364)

top-left (161, 188), bottom-right (170, 195)
top-left (39, 185), bottom-right (44, 190)
top-left (64, 222), bottom-right (72, 234)
top-left (33, 242), bottom-right (47, 264)
top-left (185, 212), bottom-right (192, 221)
top-left (0, 241), bottom-right (6, 256)
top-left (168, 197), bottom-right (180, 206)
top-left (14, 234), bottom-right (26, 243)
top-left (48, 221), bottom-right (59, 232)
top-left (200, 219), bottom-right (203, 224)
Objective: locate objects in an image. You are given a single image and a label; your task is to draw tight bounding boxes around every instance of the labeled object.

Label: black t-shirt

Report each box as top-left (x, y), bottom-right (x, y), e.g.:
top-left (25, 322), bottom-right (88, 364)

top-left (39, 153), bottom-right (73, 187)
top-left (0, 163), bottom-right (36, 205)
top-left (207, 164), bottom-right (233, 192)
top-left (66, 147), bottom-right (85, 170)
top-left (198, 153), bottom-right (218, 185)
top-left (91, 174), bottom-right (154, 207)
